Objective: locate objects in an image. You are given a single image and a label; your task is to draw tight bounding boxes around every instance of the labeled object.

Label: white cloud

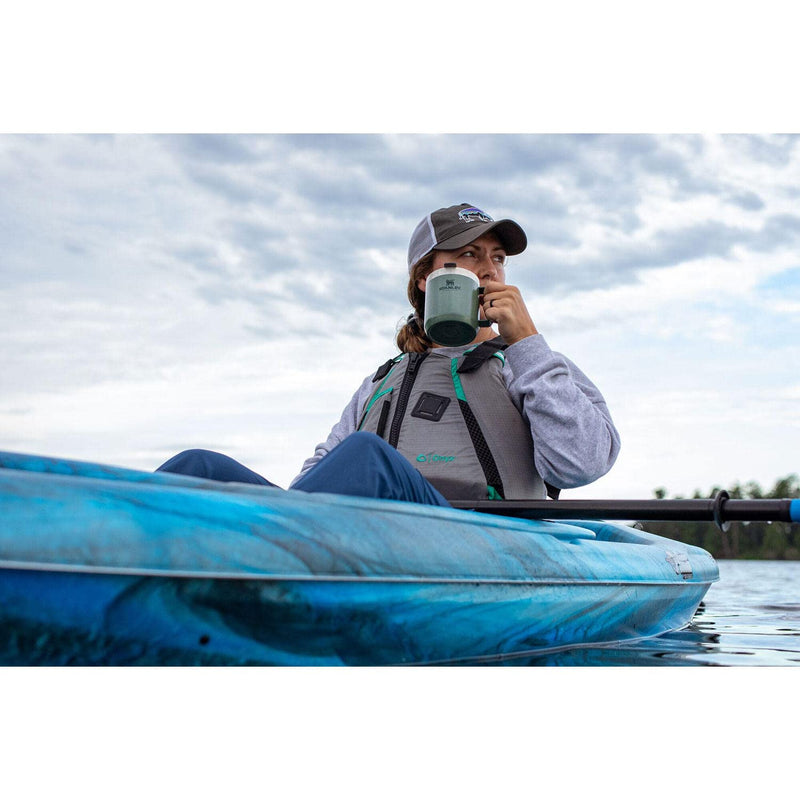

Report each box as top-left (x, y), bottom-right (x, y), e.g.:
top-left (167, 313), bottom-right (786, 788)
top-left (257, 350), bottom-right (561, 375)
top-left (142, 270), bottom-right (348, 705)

top-left (1, 134), bottom-right (799, 504)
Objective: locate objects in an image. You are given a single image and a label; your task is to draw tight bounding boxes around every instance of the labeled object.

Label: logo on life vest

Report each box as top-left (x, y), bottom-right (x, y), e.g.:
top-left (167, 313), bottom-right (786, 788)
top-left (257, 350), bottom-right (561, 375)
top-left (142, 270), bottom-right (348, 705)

top-left (416, 453), bottom-right (456, 463)
top-left (458, 207), bottom-right (493, 225)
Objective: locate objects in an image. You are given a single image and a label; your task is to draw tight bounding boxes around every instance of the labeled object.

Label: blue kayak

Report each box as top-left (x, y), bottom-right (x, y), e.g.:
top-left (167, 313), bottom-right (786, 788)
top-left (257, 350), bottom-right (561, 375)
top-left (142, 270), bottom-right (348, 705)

top-left (0, 450), bottom-right (718, 665)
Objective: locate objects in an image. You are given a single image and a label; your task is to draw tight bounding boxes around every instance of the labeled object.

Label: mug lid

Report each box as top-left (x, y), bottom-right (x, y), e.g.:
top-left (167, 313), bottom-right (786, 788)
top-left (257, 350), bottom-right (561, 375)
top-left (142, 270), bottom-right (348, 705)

top-left (426, 265), bottom-right (480, 284)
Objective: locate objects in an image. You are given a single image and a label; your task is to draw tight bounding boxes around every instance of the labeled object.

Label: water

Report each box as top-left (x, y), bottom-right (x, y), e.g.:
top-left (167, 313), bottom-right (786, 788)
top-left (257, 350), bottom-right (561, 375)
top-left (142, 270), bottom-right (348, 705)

top-left (489, 559), bottom-right (800, 666)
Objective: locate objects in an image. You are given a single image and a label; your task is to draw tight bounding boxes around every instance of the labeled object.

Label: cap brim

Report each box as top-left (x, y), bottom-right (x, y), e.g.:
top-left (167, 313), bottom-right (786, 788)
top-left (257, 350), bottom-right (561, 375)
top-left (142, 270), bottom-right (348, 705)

top-left (433, 219), bottom-right (527, 256)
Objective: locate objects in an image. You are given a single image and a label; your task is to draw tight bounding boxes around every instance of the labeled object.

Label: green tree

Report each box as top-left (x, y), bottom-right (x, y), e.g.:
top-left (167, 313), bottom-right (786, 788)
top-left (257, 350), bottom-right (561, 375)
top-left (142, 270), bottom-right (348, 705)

top-left (644, 474), bottom-right (800, 560)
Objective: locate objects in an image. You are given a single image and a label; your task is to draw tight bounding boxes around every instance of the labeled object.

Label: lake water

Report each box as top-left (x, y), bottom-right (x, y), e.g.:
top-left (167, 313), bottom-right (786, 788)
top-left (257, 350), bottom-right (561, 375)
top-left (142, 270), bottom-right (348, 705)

top-left (487, 559), bottom-right (800, 666)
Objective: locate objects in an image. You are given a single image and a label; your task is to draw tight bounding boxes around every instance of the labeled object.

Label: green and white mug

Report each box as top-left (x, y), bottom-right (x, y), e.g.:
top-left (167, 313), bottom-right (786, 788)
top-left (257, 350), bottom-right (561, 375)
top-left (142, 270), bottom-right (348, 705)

top-left (424, 263), bottom-right (492, 347)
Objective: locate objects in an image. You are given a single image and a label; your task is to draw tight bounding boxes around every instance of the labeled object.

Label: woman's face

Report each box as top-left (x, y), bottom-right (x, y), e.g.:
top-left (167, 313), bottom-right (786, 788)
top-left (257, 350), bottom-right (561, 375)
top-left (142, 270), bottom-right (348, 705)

top-left (416, 233), bottom-right (507, 292)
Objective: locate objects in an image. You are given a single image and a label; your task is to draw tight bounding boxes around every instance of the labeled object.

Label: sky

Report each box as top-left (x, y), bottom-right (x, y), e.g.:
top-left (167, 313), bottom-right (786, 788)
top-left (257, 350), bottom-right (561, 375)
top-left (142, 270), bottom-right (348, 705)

top-left (1, 132), bottom-right (799, 499)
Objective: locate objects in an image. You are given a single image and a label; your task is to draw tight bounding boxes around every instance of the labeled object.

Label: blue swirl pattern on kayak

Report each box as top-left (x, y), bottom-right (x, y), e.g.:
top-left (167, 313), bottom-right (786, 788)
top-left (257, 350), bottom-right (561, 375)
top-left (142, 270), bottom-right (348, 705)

top-left (0, 451), bottom-right (718, 665)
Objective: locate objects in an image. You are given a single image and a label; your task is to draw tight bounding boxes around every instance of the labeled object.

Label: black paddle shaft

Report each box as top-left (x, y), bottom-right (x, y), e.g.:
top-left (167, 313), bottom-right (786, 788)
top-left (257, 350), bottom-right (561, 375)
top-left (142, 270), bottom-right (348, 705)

top-left (450, 491), bottom-right (798, 531)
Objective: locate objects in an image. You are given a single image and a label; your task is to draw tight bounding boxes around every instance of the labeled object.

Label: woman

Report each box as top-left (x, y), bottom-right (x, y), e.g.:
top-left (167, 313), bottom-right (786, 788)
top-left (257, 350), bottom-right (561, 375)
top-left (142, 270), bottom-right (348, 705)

top-left (159, 203), bottom-right (620, 505)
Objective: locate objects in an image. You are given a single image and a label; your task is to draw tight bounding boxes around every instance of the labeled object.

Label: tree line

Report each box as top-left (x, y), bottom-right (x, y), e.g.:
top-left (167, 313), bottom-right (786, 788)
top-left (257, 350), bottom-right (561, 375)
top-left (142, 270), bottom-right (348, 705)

top-left (643, 475), bottom-right (800, 560)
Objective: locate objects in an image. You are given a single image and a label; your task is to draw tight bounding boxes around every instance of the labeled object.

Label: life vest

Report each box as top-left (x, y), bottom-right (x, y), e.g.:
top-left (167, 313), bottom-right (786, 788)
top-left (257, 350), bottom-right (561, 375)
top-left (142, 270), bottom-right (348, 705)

top-left (357, 340), bottom-right (553, 501)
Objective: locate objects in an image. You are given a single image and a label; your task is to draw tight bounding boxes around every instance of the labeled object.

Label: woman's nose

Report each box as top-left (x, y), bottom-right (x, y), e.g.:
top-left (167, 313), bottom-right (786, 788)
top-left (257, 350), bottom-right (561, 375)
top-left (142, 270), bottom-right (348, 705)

top-left (479, 257), bottom-right (498, 281)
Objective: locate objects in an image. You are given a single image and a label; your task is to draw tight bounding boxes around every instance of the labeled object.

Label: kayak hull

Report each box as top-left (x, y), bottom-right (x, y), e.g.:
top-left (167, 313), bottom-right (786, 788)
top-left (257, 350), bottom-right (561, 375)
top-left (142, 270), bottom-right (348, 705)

top-left (0, 451), bottom-right (719, 666)
top-left (0, 568), bottom-right (711, 666)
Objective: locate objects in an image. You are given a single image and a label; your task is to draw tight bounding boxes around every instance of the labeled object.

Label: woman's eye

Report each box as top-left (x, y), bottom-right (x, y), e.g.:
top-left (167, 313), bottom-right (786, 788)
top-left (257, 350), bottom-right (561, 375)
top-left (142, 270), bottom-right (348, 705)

top-left (460, 251), bottom-right (476, 259)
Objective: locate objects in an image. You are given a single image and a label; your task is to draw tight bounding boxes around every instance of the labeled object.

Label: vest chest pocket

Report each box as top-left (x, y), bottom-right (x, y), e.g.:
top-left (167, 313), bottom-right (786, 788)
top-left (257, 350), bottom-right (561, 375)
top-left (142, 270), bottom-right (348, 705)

top-left (410, 392), bottom-right (451, 422)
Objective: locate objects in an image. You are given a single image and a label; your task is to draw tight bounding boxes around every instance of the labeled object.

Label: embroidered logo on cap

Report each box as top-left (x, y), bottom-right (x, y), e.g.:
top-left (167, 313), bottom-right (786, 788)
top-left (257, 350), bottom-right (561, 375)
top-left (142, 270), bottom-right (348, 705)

top-left (458, 207), bottom-right (493, 224)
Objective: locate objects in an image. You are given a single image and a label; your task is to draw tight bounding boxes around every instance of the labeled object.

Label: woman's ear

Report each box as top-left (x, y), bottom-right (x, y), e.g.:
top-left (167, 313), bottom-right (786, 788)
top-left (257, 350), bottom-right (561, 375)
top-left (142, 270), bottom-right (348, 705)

top-left (416, 277), bottom-right (427, 292)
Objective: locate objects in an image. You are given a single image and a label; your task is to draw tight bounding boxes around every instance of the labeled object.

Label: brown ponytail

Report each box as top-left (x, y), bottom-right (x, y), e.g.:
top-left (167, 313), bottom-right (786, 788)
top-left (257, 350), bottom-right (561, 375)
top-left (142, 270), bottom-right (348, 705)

top-left (395, 252), bottom-right (436, 353)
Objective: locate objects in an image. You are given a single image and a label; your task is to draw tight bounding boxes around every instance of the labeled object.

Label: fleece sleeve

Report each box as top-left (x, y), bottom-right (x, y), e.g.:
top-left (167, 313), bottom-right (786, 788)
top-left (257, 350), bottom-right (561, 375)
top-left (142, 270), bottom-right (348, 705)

top-left (502, 334), bottom-right (620, 489)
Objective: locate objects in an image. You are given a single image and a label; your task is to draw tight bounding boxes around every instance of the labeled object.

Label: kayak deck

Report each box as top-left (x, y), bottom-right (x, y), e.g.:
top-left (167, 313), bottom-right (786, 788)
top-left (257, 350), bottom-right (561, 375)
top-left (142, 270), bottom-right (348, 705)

top-left (0, 451), bottom-right (718, 665)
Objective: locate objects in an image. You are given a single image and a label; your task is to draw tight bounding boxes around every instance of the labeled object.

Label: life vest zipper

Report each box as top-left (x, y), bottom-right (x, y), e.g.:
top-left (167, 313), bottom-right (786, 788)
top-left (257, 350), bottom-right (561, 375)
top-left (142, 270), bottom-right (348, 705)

top-left (388, 351), bottom-right (429, 448)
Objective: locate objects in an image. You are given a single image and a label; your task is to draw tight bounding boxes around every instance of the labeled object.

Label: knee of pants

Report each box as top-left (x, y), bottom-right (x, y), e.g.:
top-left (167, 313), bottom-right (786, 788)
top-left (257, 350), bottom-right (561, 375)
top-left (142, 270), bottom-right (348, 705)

top-left (336, 432), bottom-right (394, 457)
top-left (333, 432), bottom-right (423, 483)
top-left (329, 432), bottom-right (418, 475)
top-left (157, 449), bottom-right (214, 470)
top-left (157, 449), bottom-right (231, 477)
top-left (176, 448), bottom-right (214, 459)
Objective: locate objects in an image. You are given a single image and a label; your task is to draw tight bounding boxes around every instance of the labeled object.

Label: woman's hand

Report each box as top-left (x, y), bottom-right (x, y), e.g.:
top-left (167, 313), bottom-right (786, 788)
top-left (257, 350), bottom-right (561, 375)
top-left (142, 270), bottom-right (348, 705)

top-left (480, 280), bottom-right (539, 345)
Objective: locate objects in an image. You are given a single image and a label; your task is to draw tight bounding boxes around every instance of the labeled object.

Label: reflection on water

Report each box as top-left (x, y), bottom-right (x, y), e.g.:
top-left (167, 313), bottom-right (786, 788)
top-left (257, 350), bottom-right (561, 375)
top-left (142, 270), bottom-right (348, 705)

top-left (481, 560), bottom-right (800, 666)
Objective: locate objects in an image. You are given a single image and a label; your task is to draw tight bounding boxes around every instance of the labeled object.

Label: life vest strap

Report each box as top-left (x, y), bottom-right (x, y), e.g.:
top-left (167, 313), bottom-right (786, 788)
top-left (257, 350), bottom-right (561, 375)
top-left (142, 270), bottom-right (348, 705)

top-left (456, 340), bottom-right (507, 374)
top-left (458, 342), bottom-right (562, 501)
top-left (450, 356), bottom-right (505, 499)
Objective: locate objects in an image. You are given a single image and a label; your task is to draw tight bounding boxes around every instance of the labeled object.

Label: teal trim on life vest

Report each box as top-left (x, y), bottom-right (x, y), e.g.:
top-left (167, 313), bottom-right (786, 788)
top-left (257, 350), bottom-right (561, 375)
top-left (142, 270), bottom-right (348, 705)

top-left (358, 356), bottom-right (404, 431)
top-left (450, 358), bottom-right (467, 402)
top-left (451, 348), bottom-right (501, 397)
top-left (487, 485), bottom-right (503, 500)
top-left (358, 387), bottom-right (394, 430)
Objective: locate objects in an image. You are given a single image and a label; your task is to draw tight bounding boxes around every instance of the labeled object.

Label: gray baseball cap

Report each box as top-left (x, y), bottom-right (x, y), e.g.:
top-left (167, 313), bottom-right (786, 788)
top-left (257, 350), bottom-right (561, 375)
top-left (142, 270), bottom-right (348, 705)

top-left (407, 203), bottom-right (527, 272)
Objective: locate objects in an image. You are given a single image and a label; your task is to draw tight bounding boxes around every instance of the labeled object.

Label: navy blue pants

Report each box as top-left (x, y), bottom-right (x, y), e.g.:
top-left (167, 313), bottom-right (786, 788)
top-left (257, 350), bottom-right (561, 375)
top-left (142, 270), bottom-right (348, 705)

top-left (156, 431), bottom-right (451, 507)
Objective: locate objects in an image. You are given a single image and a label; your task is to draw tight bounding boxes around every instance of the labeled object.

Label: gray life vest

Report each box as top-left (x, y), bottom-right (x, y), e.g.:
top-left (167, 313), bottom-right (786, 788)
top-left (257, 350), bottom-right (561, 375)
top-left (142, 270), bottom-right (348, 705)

top-left (357, 340), bottom-right (555, 501)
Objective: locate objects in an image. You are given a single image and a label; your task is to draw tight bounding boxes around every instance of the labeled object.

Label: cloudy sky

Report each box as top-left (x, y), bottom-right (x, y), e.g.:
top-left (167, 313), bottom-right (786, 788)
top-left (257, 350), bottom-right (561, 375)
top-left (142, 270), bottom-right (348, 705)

top-left (1, 133), bottom-right (798, 499)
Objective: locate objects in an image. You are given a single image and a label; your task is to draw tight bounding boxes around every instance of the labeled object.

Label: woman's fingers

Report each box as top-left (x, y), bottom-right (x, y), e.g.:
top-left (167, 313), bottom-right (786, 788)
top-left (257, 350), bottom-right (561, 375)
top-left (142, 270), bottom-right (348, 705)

top-left (481, 281), bottom-right (539, 343)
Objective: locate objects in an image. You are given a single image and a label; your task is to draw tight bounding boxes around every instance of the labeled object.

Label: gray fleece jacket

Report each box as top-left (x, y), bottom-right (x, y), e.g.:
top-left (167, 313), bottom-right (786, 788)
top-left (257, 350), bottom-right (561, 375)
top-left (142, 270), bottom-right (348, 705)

top-left (290, 333), bottom-right (620, 491)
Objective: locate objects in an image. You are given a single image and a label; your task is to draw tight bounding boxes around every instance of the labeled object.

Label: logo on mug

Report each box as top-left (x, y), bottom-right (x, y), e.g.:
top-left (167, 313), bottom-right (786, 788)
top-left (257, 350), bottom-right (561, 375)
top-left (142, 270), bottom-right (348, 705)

top-left (440, 278), bottom-right (459, 290)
